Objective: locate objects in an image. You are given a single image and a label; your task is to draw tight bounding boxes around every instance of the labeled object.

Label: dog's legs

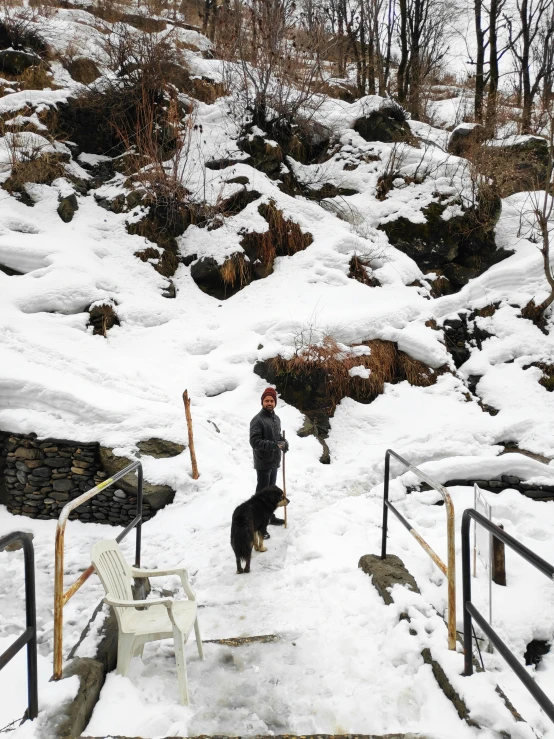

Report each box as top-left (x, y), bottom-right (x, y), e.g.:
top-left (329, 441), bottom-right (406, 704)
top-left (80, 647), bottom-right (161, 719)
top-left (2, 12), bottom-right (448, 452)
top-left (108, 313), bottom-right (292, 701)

top-left (236, 556), bottom-right (243, 574)
top-left (257, 530), bottom-right (267, 553)
top-left (244, 553), bottom-right (251, 573)
top-left (253, 531), bottom-right (260, 552)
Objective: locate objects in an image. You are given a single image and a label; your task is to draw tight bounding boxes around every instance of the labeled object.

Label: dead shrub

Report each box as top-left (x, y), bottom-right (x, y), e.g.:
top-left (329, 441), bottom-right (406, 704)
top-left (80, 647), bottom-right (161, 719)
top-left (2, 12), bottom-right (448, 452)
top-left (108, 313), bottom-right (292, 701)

top-left (88, 302), bottom-right (120, 336)
top-left (3, 153), bottom-right (66, 194)
top-left (0, 9), bottom-right (49, 56)
top-left (264, 335), bottom-right (445, 416)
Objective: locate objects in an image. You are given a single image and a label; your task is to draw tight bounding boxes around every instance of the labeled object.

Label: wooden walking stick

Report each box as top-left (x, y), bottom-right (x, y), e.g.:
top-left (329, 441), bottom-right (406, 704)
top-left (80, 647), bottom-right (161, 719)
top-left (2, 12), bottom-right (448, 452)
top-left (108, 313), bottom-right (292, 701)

top-left (282, 430), bottom-right (287, 528)
top-left (182, 390), bottom-right (199, 480)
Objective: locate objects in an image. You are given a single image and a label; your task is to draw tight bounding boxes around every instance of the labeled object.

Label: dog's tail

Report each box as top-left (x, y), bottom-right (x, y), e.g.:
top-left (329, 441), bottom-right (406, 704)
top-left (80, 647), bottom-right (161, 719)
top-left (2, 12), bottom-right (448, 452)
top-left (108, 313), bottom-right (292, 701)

top-left (231, 521), bottom-right (253, 563)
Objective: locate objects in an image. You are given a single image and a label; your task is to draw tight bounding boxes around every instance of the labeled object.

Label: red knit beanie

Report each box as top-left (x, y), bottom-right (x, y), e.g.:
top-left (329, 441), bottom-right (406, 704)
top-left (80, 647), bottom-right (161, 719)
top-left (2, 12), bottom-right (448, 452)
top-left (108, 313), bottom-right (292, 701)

top-left (261, 387), bottom-right (277, 405)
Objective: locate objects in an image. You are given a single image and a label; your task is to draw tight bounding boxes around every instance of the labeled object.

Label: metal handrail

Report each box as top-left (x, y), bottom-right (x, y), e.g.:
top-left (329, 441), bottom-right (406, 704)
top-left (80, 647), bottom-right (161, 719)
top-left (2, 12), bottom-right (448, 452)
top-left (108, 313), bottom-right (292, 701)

top-left (462, 508), bottom-right (554, 721)
top-left (0, 532), bottom-right (38, 720)
top-left (381, 449), bottom-right (456, 650)
top-left (53, 460), bottom-right (143, 680)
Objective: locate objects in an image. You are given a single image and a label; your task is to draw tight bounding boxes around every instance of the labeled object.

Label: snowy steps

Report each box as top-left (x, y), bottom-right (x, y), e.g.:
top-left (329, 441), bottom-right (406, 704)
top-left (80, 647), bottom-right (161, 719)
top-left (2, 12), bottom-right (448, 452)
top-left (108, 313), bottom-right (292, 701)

top-left (358, 554), bottom-right (532, 738)
top-left (82, 734), bottom-right (431, 738)
top-left (202, 634), bottom-right (278, 647)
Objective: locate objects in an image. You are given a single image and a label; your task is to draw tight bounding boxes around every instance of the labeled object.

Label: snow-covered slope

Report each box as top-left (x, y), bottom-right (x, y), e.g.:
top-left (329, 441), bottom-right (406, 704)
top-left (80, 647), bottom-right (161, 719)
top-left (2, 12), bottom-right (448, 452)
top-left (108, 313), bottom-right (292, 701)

top-left (1, 7), bottom-right (554, 739)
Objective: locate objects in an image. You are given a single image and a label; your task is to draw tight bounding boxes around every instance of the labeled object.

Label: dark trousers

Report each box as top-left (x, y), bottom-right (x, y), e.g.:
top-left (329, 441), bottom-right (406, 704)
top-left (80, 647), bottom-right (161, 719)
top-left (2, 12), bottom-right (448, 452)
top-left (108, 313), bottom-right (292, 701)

top-left (256, 468), bottom-right (278, 492)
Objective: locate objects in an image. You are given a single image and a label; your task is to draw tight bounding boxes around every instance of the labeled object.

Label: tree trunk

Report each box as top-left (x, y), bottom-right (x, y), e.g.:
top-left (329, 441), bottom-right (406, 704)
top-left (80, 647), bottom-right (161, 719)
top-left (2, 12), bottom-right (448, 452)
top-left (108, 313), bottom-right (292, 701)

top-left (397, 0), bottom-right (408, 101)
top-left (474, 0), bottom-right (485, 123)
top-left (486, 0), bottom-right (500, 133)
top-left (520, 0), bottom-right (533, 132)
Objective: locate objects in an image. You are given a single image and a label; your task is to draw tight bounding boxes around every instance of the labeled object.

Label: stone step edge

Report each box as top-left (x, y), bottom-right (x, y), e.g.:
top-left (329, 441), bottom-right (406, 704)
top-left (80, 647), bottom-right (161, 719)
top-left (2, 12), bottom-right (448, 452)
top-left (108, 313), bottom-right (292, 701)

top-left (82, 734), bottom-right (432, 739)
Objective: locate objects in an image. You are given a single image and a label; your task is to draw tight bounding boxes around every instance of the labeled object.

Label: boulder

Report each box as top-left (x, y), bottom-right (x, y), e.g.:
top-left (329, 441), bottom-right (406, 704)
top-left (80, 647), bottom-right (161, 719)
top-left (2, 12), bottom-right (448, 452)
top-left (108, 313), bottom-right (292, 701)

top-left (99, 447), bottom-right (175, 510)
top-left (136, 438), bottom-right (185, 458)
top-left (57, 193), bottom-right (78, 223)
top-left (354, 100), bottom-right (413, 144)
top-left (447, 123), bottom-right (487, 157)
top-left (358, 553), bottom-right (420, 605)
top-left (379, 198), bottom-right (507, 289)
top-left (0, 49), bottom-right (41, 75)
top-left (239, 135), bottom-right (284, 177)
top-left (65, 57), bottom-right (101, 85)
top-left (190, 253), bottom-right (252, 300)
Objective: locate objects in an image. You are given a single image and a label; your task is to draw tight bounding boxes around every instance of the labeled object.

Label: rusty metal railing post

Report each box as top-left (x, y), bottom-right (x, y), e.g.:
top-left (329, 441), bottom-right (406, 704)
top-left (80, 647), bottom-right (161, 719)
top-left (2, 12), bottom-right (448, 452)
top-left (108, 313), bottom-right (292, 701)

top-left (381, 449), bottom-right (456, 650)
top-left (53, 461), bottom-right (144, 680)
top-left (445, 494), bottom-right (457, 651)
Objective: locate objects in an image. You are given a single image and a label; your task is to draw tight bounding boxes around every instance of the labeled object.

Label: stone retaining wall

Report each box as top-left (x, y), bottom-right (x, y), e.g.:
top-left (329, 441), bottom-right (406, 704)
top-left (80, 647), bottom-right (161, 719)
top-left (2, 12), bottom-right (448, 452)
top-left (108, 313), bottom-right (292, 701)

top-left (1, 433), bottom-right (155, 525)
top-left (414, 473), bottom-right (554, 501)
top-left (444, 474), bottom-right (554, 500)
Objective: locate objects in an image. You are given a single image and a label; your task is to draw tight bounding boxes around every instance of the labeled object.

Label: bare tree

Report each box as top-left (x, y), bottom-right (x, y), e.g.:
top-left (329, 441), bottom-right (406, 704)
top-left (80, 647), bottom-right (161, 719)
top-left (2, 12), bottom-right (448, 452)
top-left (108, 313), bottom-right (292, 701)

top-left (226, 0), bottom-right (325, 132)
top-left (505, 0), bottom-right (554, 132)
top-left (397, 0), bottom-right (454, 118)
top-left (517, 109), bottom-right (554, 321)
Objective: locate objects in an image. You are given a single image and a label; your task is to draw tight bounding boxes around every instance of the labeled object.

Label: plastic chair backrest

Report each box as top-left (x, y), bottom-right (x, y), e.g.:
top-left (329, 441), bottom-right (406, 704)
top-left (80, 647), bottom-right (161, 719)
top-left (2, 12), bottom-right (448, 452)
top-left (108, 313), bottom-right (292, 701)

top-left (91, 539), bottom-right (134, 626)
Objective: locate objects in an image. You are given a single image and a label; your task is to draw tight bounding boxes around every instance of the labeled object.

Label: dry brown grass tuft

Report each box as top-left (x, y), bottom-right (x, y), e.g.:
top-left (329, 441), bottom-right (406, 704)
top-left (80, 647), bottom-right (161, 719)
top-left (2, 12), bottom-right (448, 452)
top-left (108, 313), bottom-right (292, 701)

top-left (3, 153), bottom-right (66, 194)
top-left (241, 200), bottom-right (313, 275)
top-left (219, 252), bottom-right (251, 288)
top-left (348, 255), bottom-right (380, 286)
top-left (266, 335), bottom-right (445, 414)
top-left (472, 303), bottom-right (499, 318)
top-left (19, 64), bottom-right (55, 90)
top-left (397, 351), bottom-right (439, 386)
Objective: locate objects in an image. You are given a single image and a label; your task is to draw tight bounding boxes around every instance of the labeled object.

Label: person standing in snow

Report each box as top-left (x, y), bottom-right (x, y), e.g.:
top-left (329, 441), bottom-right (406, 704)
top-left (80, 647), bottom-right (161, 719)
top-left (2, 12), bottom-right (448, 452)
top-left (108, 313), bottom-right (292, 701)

top-left (250, 387), bottom-right (289, 534)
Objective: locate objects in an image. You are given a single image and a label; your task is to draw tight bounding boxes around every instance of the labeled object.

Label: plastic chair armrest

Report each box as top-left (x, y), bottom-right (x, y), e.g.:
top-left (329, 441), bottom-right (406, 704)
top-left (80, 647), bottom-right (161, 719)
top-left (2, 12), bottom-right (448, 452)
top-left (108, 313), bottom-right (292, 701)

top-left (131, 567), bottom-right (197, 601)
top-left (104, 595), bottom-right (173, 610)
top-left (131, 567), bottom-right (188, 578)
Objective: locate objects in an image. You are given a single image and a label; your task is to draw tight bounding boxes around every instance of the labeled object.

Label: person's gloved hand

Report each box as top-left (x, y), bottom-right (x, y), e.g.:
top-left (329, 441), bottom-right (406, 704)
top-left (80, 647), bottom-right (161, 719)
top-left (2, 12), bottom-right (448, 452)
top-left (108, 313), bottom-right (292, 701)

top-left (278, 440), bottom-right (289, 453)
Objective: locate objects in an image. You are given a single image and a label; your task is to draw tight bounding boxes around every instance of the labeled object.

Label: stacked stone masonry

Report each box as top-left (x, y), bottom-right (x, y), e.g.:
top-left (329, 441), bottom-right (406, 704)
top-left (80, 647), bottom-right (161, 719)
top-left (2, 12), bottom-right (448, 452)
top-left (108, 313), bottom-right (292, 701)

top-left (1, 433), bottom-right (154, 525)
top-left (445, 474), bottom-right (554, 500)
top-left (413, 474), bottom-right (554, 501)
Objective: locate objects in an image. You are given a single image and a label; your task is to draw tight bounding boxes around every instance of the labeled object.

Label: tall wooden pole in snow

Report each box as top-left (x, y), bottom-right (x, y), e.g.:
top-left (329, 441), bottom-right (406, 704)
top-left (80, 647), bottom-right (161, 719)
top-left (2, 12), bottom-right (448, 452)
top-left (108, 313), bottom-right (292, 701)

top-left (282, 430), bottom-right (287, 528)
top-left (183, 390), bottom-right (199, 480)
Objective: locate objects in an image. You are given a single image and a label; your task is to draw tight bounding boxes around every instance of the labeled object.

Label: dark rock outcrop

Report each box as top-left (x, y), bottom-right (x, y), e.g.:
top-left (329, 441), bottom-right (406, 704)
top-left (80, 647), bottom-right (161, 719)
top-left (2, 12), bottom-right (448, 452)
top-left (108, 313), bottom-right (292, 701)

top-left (354, 100), bottom-right (413, 144)
top-left (379, 198), bottom-right (507, 290)
top-left (447, 123), bottom-right (486, 157)
top-left (0, 49), bottom-right (40, 75)
top-left (57, 193), bottom-right (78, 223)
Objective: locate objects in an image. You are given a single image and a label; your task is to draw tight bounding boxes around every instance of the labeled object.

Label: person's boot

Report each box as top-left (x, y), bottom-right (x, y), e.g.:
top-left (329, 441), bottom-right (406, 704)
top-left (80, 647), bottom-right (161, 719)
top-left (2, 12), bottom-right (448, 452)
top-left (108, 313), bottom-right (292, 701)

top-left (269, 514), bottom-right (285, 526)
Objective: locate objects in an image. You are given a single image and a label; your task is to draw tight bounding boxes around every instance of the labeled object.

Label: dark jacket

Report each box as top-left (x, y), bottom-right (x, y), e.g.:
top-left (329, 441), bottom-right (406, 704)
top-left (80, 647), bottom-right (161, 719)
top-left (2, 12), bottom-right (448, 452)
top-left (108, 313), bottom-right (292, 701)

top-left (250, 408), bottom-right (284, 470)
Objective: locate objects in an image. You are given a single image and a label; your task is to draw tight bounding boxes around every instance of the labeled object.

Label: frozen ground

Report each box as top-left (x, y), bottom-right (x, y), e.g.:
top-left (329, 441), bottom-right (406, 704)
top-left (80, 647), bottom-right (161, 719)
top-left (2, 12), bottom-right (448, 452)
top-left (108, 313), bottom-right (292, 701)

top-left (1, 8), bottom-right (554, 737)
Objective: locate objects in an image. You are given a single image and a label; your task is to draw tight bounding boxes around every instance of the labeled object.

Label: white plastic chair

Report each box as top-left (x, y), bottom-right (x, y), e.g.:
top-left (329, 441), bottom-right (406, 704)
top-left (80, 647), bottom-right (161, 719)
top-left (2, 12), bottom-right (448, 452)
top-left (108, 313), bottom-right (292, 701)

top-left (91, 539), bottom-right (204, 705)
